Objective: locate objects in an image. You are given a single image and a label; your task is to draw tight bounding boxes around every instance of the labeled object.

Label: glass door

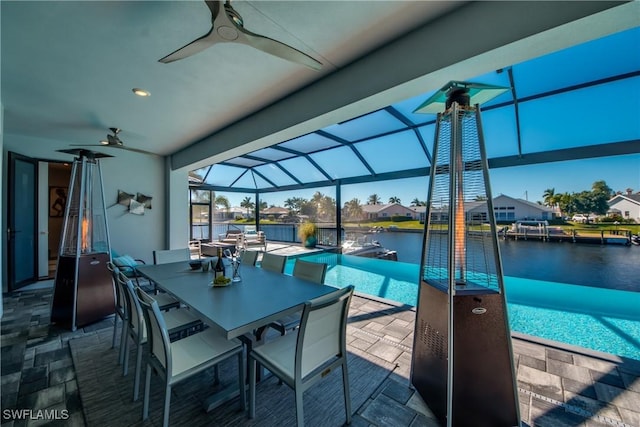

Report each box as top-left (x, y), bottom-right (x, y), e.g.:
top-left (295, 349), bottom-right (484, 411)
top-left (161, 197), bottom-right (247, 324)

top-left (8, 152), bottom-right (38, 290)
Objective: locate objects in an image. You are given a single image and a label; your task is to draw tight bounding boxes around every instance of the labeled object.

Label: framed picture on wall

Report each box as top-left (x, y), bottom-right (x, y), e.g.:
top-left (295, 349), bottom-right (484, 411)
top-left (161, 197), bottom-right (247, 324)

top-left (49, 186), bottom-right (67, 217)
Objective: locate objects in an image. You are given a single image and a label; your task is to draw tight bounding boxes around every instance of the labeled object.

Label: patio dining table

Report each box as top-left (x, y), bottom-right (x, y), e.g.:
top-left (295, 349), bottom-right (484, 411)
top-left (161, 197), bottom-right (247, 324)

top-left (136, 260), bottom-right (337, 340)
top-left (135, 260), bottom-right (338, 411)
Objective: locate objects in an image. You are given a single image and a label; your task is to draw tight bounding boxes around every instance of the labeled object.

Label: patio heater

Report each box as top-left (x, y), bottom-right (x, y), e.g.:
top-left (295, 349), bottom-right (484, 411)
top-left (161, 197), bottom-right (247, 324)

top-left (51, 149), bottom-right (115, 331)
top-left (410, 82), bottom-right (520, 427)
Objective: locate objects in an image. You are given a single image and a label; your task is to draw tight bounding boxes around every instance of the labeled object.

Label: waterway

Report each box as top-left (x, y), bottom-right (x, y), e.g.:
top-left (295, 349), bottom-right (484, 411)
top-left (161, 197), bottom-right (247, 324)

top-left (369, 231), bottom-right (640, 293)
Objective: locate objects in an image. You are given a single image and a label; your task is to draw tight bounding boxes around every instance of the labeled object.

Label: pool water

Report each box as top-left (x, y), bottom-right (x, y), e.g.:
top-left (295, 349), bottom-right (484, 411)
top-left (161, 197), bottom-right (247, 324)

top-left (284, 253), bottom-right (640, 361)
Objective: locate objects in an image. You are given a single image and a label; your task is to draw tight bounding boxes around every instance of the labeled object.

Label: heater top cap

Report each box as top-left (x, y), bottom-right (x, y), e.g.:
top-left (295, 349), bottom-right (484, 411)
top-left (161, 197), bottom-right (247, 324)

top-left (413, 81), bottom-right (509, 115)
top-left (57, 149), bottom-right (113, 160)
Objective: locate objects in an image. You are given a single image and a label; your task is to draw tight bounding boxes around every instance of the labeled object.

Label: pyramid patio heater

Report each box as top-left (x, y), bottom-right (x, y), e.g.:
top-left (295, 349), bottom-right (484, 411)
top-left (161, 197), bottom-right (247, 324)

top-left (410, 81), bottom-right (520, 427)
top-left (51, 149), bottom-right (115, 331)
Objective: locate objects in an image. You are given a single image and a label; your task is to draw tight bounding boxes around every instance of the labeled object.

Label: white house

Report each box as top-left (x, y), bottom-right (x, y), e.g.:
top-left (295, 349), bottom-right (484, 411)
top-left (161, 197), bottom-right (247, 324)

top-left (608, 192), bottom-right (640, 222)
top-left (415, 195), bottom-right (556, 224)
top-left (260, 206), bottom-right (289, 221)
top-left (361, 203), bottom-right (417, 220)
top-left (469, 194), bottom-right (556, 222)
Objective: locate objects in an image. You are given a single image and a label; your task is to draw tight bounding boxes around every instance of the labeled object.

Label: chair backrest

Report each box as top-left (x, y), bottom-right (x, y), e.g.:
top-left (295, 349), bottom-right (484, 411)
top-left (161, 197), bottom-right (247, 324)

top-left (293, 259), bottom-right (327, 284)
top-left (240, 250), bottom-right (259, 266)
top-left (117, 272), bottom-right (145, 341)
top-left (153, 248), bottom-right (190, 264)
top-left (136, 287), bottom-right (172, 374)
top-left (260, 253), bottom-right (286, 273)
top-left (189, 240), bottom-right (201, 259)
top-left (107, 262), bottom-right (125, 316)
top-left (244, 225), bottom-right (257, 234)
top-left (296, 286), bottom-right (354, 379)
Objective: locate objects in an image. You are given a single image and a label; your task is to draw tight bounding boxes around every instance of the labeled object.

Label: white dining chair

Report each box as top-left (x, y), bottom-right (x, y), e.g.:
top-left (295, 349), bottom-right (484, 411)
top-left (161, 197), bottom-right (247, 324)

top-left (292, 259), bottom-right (327, 284)
top-left (249, 285), bottom-right (354, 427)
top-left (110, 259), bottom-right (180, 314)
top-left (240, 249), bottom-right (259, 266)
top-left (268, 259), bottom-right (328, 336)
top-left (136, 287), bottom-right (246, 427)
top-left (153, 248), bottom-right (191, 264)
top-left (117, 273), bottom-right (202, 402)
top-left (259, 252), bottom-right (286, 273)
top-left (107, 262), bottom-right (128, 365)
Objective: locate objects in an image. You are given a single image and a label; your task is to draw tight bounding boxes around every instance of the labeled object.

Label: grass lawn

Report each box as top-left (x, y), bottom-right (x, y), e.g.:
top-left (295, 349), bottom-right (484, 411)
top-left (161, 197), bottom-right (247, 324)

top-left (343, 220), bottom-right (423, 230)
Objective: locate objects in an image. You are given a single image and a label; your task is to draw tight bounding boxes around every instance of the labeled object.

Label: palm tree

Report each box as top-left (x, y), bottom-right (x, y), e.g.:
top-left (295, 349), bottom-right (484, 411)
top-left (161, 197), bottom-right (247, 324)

top-left (319, 195), bottom-right (336, 221)
top-left (284, 197), bottom-right (297, 215)
top-left (389, 196), bottom-right (401, 204)
top-left (214, 195), bottom-right (230, 219)
top-left (558, 192), bottom-right (573, 215)
top-left (368, 194), bottom-right (381, 205)
top-left (190, 189), bottom-right (211, 203)
top-left (343, 198), bottom-right (363, 221)
top-left (410, 198), bottom-right (425, 207)
top-left (240, 196), bottom-right (254, 217)
top-left (542, 188), bottom-right (556, 208)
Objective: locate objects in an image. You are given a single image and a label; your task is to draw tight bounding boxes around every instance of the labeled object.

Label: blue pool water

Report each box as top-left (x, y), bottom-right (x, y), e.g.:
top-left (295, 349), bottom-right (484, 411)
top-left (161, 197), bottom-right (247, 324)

top-left (284, 253), bottom-right (640, 361)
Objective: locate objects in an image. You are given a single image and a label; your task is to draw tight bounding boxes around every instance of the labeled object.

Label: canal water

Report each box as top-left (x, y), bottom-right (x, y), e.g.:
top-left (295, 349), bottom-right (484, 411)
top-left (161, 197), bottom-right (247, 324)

top-left (370, 231), bottom-right (640, 293)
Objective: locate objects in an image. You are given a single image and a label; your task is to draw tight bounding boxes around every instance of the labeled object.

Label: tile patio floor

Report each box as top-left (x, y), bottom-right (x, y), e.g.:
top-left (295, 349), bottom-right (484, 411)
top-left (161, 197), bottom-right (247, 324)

top-left (2, 280), bottom-right (639, 427)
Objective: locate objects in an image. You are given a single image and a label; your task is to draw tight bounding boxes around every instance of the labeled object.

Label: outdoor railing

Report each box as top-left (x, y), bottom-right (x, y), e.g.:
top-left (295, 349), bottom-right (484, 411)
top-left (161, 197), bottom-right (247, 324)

top-left (200, 222), bottom-right (339, 247)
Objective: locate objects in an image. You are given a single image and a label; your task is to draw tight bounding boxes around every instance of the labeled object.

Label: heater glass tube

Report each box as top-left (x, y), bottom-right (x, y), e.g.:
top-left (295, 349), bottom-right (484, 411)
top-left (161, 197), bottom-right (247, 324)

top-left (451, 108), bottom-right (467, 285)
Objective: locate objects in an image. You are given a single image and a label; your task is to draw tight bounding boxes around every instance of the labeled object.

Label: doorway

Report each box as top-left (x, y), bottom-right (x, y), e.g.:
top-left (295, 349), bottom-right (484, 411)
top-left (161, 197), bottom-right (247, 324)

top-left (7, 152), bottom-right (71, 291)
top-left (46, 162), bottom-right (72, 278)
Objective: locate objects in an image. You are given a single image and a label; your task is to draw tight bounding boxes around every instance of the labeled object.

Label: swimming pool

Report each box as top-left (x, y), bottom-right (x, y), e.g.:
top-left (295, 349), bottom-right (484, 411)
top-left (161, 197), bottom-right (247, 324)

top-left (284, 253), bottom-right (640, 361)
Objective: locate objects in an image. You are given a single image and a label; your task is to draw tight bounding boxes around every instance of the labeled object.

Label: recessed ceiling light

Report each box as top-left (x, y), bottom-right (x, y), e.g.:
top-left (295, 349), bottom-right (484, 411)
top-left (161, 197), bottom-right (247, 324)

top-left (100, 140), bottom-right (109, 145)
top-left (132, 88), bottom-right (150, 97)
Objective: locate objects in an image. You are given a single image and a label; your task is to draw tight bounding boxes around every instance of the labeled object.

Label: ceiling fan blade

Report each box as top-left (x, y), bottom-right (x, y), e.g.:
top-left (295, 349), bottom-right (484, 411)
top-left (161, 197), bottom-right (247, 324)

top-left (158, 28), bottom-right (219, 63)
top-left (159, 0), bottom-right (321, 69)
top-left (70, 144), bottom-right (157, 156)
top-left (235, 27), bottom-right (322, 70)
top-left (120, 146), bottom-right (158, 156)
top-left (159, 0), bottom-right (222, 63)
top-left (71, 127), bottom-right (156, 156)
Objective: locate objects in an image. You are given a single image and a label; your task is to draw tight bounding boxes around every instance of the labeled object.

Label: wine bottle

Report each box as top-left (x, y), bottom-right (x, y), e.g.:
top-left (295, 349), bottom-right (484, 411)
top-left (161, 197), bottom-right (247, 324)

top-left (214, 248), bottom-right (225, 279)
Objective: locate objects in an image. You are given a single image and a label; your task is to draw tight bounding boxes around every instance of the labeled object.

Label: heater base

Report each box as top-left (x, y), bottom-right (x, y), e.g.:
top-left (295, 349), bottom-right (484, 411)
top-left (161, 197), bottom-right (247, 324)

top-left (51, 253), bottom-right (115, 330)
top-left (411, 281), bottom-right (519, 427)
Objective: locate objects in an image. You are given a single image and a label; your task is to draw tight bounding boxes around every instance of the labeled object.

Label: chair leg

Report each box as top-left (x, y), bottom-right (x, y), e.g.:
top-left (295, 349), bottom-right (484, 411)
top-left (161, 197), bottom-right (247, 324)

top-left (248, 356), bottom-right (256, 419)
top-left (111, 315), bottom-right (118, 348)
top-left (118, 321), bottom-right (127, 365)
top-left (342, 362), bottom-right (352, 424)
top-left (295, 387), bottom-right (304, 427)
top-left (122, 333), bottom-right (130, 376)
top-left (142, 364), bottom-right (151, 420)
top-left (237, 351), bottom-right (246, 411)
top-left (133, 341), bottom-right (143, 401)
top-left (162, 382), bottom-right (172, 427)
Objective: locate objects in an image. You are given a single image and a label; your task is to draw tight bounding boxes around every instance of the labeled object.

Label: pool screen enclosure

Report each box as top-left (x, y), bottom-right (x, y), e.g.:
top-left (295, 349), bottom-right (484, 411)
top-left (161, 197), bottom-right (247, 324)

top-left (411, 82), bottom-right (520, 427)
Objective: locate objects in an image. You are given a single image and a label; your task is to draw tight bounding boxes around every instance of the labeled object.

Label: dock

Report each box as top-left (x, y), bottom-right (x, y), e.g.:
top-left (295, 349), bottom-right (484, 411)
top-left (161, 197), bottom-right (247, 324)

top-left (502, 228), bottom-right (632, 245)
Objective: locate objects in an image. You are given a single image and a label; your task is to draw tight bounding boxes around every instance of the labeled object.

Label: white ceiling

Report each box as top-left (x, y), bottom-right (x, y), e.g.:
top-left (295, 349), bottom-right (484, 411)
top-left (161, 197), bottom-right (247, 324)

top-left (1, 1), bottom-right (632, 167)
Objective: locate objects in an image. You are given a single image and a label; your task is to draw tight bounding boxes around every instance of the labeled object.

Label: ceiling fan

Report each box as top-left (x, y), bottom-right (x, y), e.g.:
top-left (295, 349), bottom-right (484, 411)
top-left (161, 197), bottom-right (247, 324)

top-left (71, 128), bottom-right (156, 156)
top-left (159, 0), bottom-right (322, 70)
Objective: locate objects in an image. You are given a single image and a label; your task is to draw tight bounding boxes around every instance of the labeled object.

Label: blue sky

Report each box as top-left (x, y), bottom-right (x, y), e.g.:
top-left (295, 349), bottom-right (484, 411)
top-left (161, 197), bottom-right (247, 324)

top-left (213, 27), bottom-right (640, 210)
top-left (220, 153), bottom-right (639, 208)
